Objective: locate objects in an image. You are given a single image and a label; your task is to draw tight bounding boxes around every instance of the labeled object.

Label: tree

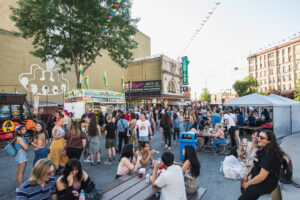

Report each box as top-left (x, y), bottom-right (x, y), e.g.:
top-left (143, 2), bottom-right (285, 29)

top-left (233, 76), bottom-right (259, 97)
top-left (200, 88), bottom-right (211, 103)
top-left (294, 77), bottom-right (300, 101)
top-left (11, 0), bottom-right (139, 88)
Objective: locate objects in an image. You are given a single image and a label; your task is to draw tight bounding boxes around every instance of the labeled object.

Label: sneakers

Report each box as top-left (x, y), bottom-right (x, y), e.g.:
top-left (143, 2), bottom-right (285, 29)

top-left (84, 159), bottom-right (91, 163)
top-left (97, 161), bottom-right (101, 166)
top-left (165, 144), bottom-right (168, 149)
top-left (90, 162), bottom-right (94, 166)
top-left (104, 160), bottom-right (113, 164)
top-left (168, 147), bottom-right (171, 151)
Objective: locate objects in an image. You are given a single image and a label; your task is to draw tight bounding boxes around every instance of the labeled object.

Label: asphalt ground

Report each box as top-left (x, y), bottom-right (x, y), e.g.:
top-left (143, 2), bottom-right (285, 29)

top-left (0, 128), bottom-right (248, 200)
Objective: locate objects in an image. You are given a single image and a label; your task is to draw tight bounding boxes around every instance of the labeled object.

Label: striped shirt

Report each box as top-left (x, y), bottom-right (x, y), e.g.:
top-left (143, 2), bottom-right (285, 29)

top-left (16, 177), bottom-right (56, 200)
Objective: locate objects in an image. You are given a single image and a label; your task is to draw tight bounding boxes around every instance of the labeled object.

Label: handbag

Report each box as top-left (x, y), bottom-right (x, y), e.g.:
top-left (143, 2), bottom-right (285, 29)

top-left (61, 137), bottom-right (72, 156)
top-left (4, 138), bottom-right (17, 156)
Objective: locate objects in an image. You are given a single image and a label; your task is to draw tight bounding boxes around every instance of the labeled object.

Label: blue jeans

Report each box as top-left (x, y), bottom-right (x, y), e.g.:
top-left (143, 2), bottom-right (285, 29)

top-left (179, 123), bottom-right (184, 133)
top-left (183, 121), bottom-right (190, 132)
top-left (140, 136), bottom-right (149, 142)
top-left (212, 138), bottom-right (227, 152)
top-left (33, 147), bottom-right (48, 166)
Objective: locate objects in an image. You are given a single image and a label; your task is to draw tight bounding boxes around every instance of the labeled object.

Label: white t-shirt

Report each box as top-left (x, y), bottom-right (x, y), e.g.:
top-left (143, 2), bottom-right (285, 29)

top-left (136, 119), bottom-right (151, 137)
top-left (224, 113), bottom-right (236, 129)
top-left (155, 165), bottom-right (187, 200)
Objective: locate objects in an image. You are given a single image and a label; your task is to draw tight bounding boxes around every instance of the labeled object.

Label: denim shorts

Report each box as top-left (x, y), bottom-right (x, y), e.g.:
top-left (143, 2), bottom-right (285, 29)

top-left (15, 150), bottom-right (28, 164)
top-left (140, 136), bottom-right (149, 142)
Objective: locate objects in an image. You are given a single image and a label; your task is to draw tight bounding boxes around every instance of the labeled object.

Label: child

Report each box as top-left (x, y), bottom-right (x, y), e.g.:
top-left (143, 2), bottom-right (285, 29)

top-left (104, 115), bottom-right (117, 164)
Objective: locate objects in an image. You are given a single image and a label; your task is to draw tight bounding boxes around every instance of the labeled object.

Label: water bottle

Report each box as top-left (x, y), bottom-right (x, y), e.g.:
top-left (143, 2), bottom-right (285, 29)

top-left (79, 189), bottom-right (85, 200)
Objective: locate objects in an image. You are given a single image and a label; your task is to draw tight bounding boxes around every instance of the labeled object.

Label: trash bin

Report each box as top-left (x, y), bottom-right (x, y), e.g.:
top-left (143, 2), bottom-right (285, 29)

top-left (179, 132), bottom-right (197, 161)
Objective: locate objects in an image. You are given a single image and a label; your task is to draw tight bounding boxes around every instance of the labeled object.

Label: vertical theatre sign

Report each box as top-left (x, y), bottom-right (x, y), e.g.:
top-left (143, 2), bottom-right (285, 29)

top-left (181, 56), bottom-right (189, 92)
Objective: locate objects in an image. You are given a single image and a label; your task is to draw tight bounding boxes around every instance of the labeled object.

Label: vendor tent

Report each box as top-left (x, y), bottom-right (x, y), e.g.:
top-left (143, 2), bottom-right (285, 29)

top-left (224, 93), bottom-right (291, 138)
top-left (267, 94), bottom-right (300, 134)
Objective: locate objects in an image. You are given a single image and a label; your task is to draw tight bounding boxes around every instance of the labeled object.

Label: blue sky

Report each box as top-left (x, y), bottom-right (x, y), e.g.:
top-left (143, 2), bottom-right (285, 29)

top-left (131, 0), bottom-right (300, 98)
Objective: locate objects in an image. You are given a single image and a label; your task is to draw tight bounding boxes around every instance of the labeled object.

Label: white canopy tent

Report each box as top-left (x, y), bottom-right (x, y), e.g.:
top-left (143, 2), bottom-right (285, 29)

top-left (267, 94), bottom-right (300, 134)
top-left (223, 93), bottom-right (291, 138)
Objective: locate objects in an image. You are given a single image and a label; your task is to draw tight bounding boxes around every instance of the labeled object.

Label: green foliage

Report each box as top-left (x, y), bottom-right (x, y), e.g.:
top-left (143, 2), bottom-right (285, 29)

top-left (295, 77), bottom-right (300, 101)
top-left (200, 88), bottom-right (211, 103)
top-left (233, 76), bottom-right (259, 97)
top-left (10, 0), bottom-right (139, 88)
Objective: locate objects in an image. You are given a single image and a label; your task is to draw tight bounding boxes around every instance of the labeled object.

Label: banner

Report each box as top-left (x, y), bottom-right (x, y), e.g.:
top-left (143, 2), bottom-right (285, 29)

top-left (181, 56), bottom-right (190, 85)
top-left (121, 75), bottom-right (125, 90)
top-left (103, 70), bottom-right (108, 87)
top-left (130, 80), bottom-right (162, 92)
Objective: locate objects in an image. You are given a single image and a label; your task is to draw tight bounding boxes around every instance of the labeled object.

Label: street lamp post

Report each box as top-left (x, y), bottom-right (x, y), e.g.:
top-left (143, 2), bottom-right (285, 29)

top-left (128, 78), bottom-right (131, 109)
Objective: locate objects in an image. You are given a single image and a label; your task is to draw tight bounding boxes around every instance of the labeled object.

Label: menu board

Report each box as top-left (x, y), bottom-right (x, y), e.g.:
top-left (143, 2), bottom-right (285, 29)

top-left (0, 105), bottom-right (10, 119)
top-left (11, 104), bottom-right (21, 120)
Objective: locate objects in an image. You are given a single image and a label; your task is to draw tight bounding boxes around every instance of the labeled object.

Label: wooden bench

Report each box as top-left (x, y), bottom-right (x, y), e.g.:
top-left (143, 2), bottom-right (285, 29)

top-left (187, 187), bottom-right (207, 200)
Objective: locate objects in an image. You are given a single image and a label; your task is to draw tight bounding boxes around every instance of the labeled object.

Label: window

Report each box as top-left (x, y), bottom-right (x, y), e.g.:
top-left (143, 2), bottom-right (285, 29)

top-left (269, 78), bottom-right (272, 83)
top-left (288, 47), bottom-right (291, 54)
top-left (283, 76), bottom-right (286, 81)
top-left (283, 85), bottom-right (286, 91)
top-left (168, 81), bottom-right (176, 93)
top-left (264, 71), bottom-right (266, 76)
top-left (260, 64), bottom-right (262, 69)
top-left (260, 71), bottom-right (263, 77)
top-left (289, 75), bottom-right (292, 81)
top-left (268, 53), bottom-right (274, 59)
top-left (278, 86), bottom-right (281, 91)
top-left (268, 61), bottom-right (274, 66)
top-left (276, 51), bottom-right (280, 57)
top-left (265, 87), bottom-right (267, 91)
top-left (282, 49), bottom-right (285, 55)
top-left (269, 69), bottom-right (273, 75)
top-left (282, 57), bottom-right (285, 63)
top-left (256, 72), bottom-right (259, 77)
top-left (289, 56), bottom-right (292, 62)
top-left (277, 59), bottom-right (280, 64)
top-left (289, 84), bottom-right (292, 90)
top-left (289, 65), bottom-right (292, 72)
top-left (278, 77), bottom-right (281, 82)
top-left (283, 66), bottom-right (287, 73)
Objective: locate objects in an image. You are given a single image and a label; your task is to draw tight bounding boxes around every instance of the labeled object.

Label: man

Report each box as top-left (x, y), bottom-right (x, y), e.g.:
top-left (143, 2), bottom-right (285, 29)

top-left (117, 114), bottom-right (129, 152)
top-left (135, 113), bottom-right (152, 142)
top-left (152, 152), bottom-right (187, 200)
top-left (212, 109), bottom-right (221, 128)
top-left (17, 159), bottom-right (57, 200)
top-left (224, 110), bottom-right (239, 147)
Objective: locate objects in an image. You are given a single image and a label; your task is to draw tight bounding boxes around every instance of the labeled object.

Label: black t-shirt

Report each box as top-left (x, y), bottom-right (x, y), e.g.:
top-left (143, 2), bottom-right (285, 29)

top-left (251, 151), bottom-right (281, 191)
top-left (105, 122), bottom-right (116, 139)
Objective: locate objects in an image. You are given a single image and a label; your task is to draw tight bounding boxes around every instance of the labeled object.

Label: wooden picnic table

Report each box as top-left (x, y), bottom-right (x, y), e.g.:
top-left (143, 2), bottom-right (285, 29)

top-left (238, 125), bottom-right (261, 135)
top-left (101, 165), bottom-right (207, 200)
top-left (101, 166), bottom-right (159, 200)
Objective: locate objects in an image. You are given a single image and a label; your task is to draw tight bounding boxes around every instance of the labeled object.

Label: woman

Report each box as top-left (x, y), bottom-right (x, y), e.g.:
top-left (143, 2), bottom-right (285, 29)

top-left (128, 113), bottom-right (138, 146)
top-left (56, 159), bottom-right (97, 200)
top-left (237, 131), bottom-right (258, 194)
top-left (98, 111), bottom-right (105, 131)
top-left (116, 144), bottom-right (138, 178)
top-left (146, 112), bottom-right (156, 149)
top-left (87, 116), bottom-right (101, 166)
top-left (81, 114), bottom-right (90, 163)
top-left (31, 122), bottom-right (48, 166)
top-left (14, 125), bottom-right (29, 191)
top-left (16, 159), bottom-right (56, 200)
top-left (48, 118), bottom-right (68, 173)
top-left (68, 112), bottom-right (75, 123)
top-left (188, 112), bottom-right (198, 132)
top-left (135, 141), bottom-right (155, 168)
top-left (172, 113), bottom-right (180, 144)
top-left (183, 109), bottom-right (190, 132)
top-left (209, 123), bottom-right (226, 154)
top-left (65, 121), bottom-right (86, 160)
top-left (238, 130), bottom-right (284, 200)
top-left (62, 110), bottom-right (71, 132)
top-left (161, 113), bottom-right (172, 150)
top-left (181, 145), bottom-right (201, 194)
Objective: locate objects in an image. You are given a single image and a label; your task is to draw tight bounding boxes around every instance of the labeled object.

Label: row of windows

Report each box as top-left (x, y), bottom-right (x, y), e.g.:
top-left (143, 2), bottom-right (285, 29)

top-left (261, 84), bottom-right (293, 92)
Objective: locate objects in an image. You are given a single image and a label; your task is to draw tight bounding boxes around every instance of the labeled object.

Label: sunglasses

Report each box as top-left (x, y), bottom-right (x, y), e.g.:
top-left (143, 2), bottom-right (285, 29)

top-left (258, 135), bottom-right (268, 140)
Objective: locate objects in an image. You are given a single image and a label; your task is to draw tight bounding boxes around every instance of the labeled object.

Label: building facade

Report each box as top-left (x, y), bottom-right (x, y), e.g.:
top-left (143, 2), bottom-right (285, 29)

top-left (0, 0), bottom-right (151, 105)
top-left (247, 37), bottom-right (300, 92)
top-left (210, 89), bottom-right (237, 105)
top-left (126, 55), bottom-right (189, 107)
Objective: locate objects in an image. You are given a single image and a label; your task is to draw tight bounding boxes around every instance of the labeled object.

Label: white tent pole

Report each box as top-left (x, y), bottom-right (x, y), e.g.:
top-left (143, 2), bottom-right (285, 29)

top-left (290, 106), bottom-right (292, 135)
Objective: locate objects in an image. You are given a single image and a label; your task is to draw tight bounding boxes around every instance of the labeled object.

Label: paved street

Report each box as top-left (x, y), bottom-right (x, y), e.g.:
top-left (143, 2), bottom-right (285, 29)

top-left (2, 129), bottom-right (300, 200)
top-left (0, 128), bottom-right (241, 200)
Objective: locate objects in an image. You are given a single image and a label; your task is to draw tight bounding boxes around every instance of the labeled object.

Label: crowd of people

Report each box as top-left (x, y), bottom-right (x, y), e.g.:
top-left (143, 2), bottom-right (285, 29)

top-left (11, 104), bottom-right (284, 200)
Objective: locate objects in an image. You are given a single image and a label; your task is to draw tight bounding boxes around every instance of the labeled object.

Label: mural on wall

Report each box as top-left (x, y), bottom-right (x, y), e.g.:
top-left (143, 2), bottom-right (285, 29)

top-left (18, 59), bottom-right (69, 95)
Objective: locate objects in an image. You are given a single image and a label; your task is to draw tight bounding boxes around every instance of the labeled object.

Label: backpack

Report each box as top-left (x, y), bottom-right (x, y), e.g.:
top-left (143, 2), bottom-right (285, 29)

top-left (279, 153), bottom-right (300, 188)
top-left (4, 138), bottom-right (17, 156)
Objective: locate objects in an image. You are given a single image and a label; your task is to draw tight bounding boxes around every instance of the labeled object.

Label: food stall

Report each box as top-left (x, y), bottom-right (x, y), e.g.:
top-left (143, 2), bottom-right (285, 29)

top-left (64, 89), bottom-right (126, 119)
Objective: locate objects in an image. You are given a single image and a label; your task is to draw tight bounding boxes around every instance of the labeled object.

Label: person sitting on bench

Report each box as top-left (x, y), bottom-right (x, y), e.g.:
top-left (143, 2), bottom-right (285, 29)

top-left (152, 152), bottom-right (187, 200)
top-left (209, 124), bottom-right (226, 154)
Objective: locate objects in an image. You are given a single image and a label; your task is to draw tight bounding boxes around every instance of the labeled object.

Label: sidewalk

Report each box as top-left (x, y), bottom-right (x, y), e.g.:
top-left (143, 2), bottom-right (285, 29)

top-left (280, 132), bottom-right (300, 200)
